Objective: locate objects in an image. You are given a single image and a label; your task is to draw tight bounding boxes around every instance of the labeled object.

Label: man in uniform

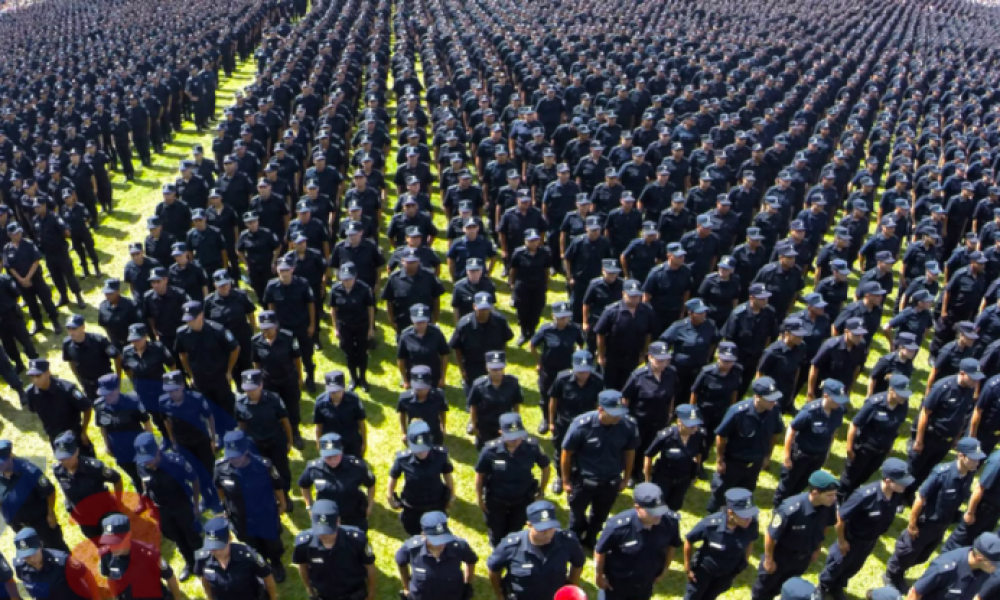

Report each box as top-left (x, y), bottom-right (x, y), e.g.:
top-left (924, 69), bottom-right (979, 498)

top-left (62, 314), bottom-right (121, 400)
top-left (175, 300), bottom-right (240, 434)
top-left (807, 318), bottom-right (868, 401)
top-left (97, 278), bottom-right (143, 351)
top-left (683, 488), bottom-right (760, 600)
top-left (475, 412), bottom-right (551, 547)
top-left (32, 197), bottom-right (85, 309)
top-left (4, 222), bottom-right (61, 334)
top-left (204, 269), bottom-right (257, 379)
top-left (236, 212), bottom-right (281, 301)
top-left (159, 370), bottom-right (221, 513)
top-left (451, 293), bottom-right (514, 395)
top-left (772, 379), bottom-right (849, 507)
top-left (293, 500), bottom-right (378, 600)
top-left (564, 216), bottom-right (613, 324)
top-left (819, 458), bottom-right (913, 600)
top-left (13, 527), bottom-right (98, 600)
top-left (721, 284), bottom-right (779, 396)
top-left (250, 310), bottom-right (303, 447)
top-left (595, 482), bottom-right (682, 600)
top-left (885, 437), bottom-right (984, 591)
top-left (621, 341), bottom-right (678, 487)
top-left (235, 369), bottom-right (293, 509)
top-left (752, 471), bottom-right (839, 600)
top-left (263, 256), bottom-right (317, 391)
top-left (0, 440), bottom-right (67, 552)
top-left (395, 511), bottom-right (477, 600)
top-left (193, 517), bottom-right (277, 600)
top-left (387, 421), bottom-right (456, 536)
top-left (92, 373), bottom-right (152, 493)
top-left (660, 297), bottom-right (720, 397)
top-left (707, 377), bottom-right (785, 512)
top-left (757, 318), bottom-right (808, 415)
top-left (122, 323), bottom-right (174, 437)
top-left (944, 444), bottom-right (1000, 551)
top-left (909, 533), bottom-right (1000, 600)
top-left (25, 358), bottom-right (94, 455)
top-left (298, 433), bottom-right (377, 531)
top-left (487, 500), bottom-right (586, 600)
top-left (143, 266), bottom-right (189, 354)
top-left (508, 229), bottom-right (551, 344)
top-left (690, 344), bottom-right (743, 476)
top-left (328, 263), bottom-right (376, 391)
top-left (313, 370), bottom-right (368, 458)
top-left (468, 351), bottom-right (524, 449)
top-left (134, 432), bottom-right (202, 580)
top-left (561, 390), bottom-right (640, 547)
top-left (51, 430), bottom-right (123, 541)
top-left (98, 512), bottom-right (183, 598)
top-left (596, 279), bottom-right (657, 390)
top-left (214, 430), bottom-right (287, 581)
top-left (531, 301), bottom-right (585, 435)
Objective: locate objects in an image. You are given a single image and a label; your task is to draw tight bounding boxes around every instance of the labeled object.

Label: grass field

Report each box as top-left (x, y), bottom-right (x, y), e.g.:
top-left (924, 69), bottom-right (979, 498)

top-left (0, 34), bottom-right (949, 600)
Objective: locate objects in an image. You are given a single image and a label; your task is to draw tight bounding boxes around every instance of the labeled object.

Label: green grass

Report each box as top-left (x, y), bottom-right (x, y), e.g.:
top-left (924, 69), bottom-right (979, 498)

top-left (0, 36), bottom-right (950, 600)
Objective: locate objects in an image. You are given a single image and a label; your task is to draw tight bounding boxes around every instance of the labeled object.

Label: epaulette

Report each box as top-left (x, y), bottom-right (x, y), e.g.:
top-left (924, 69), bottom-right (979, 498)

top-left (526, 436), bottom-right (539, 445)
top-left (473, 374), bottom-right (489, 385)
top-left (806, 399), bottom-right (822, 411)
top-left (310, 458), bottom-right (324, 468)
top-left (280, 328), bottom-right (294, 337)
top-left (83, 457), bottom-right (103, 468)
top-left (486, 438), bottom-right (502, 449)
top-left (397, 450), bottom-right (412, 458)
top-left (577, 414), bottom-right (591, 425)
top-left (864, 485), bottom-right (876, 496)
top-left (940, 561), bottom-right (958, 572)
top-left (434, 446), bottom-right (447, 453)
top-left (407, 535), bottom-right (423, 548)
top-left (709, 517), bottom-right (721, 525)
top-left (934, 463), bottom-right (950, 473)
top-left (346, 456), bottom-right (360, 465)
top-left (93, 398), bottom-right (106, 407)
top-left (736, 400), bottom-right (751, 411)
top-left (615, 516), bottom-right (630, 526)
top-left (294, 532), bottom-right (313, 545)
top-left (195, 549), bottom-right (210, 560)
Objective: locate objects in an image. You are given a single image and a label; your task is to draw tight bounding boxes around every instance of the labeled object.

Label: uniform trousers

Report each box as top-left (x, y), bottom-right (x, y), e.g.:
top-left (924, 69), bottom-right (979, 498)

top-left (45, 252), bottom-right (82, 299)
top-left (943, 498), bottom-right (1000, 551)
top-left (819, 537), bottom-right (877, 592)
top-left (708, 458), bottom-right (764, 512)
top-left (484, 493), bottom-right (533, 548)
top-left (513, 284), bottom-right (545, 338)
top-left (155, 505), bottom-right (201, 566)
top-left (750, 549), bottom-right (812, 600)
top-left (886, 520), bottom-right (950, 578)
top-left (264, 377), bottom-right (302, 430)
top-left (684, 567), bottom-right (740, 600)
top-left (568, 476), bottom-right (621, 544)
top-left (838, 444), bottom-right (889, 503)
top-left (17, 277), bottom-right (59, 327)
top-left (906, 431), bottom-right (954, 500)
top-left (773, 446), bottom-right (827, 507)
top-left (337, 323), bottom-right (370, 383)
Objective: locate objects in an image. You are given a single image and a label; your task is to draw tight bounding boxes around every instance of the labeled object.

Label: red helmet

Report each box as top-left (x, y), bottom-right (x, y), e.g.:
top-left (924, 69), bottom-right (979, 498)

top-left (554, 585), bottom-right (588, 600)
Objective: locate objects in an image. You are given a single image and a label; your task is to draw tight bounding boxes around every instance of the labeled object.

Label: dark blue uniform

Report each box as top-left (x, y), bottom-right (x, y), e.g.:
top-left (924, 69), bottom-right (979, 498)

top-left (313, 391), bottom-right (367, 458)
top-left (15, 549), bottom-right (93, 600)
top-left (395, 534), bottom-right (478, 600)
top-left (943, 449), bottom-right (1000, 550)
top-left (709, 399), bottom-right (784, 511)
top-left (691, 362), bottom-right (743, 462)
top-left (908, 376), bottom-right (975, 492)
top-left (297, 456), bottom-right (375, 530)
top-left (911, 547), bottom-right (992, 600)
top-left (530, 321), bottom-right (585, 413)
top-left (840, 393), bottom-right (909, 498)
top-left (193, 543), bottom-right (271, 600)
top-left (292, 527), bottom-right (375, 600)
top-left (973, 375), bottom-right (1000, 454)
top-left (213, 455), bottom-right (284, 565)
top-left (389, 446), bottom-right (454, 535)
top-left (139, 451), bottom-right (201, 568)
top-left (595, 507), bottom-right (682, 599)
top-left (773, 400), bottom-right (845, 506)
top-left (645, 425), bottom-right (704, 510)
top-left (475, 437), bottom-right (550, 546)
top-left (684, 511), bottom-right (759, 600)
top-left (486, 528), bottom-right (586, 600)
top-left (757, 340), bottom-right (807, 414)
top-left (0, 458), bottom-right (66, 552)
top-left (751, 493), bottom-right (836, 600)
top-left (660, 318), bottom-right (720, 396)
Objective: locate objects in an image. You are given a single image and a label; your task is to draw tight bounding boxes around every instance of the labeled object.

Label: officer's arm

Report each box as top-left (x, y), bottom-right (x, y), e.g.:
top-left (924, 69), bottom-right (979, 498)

top-left (264, 572), bottom-right (277, 600)
top-left (363, 562), bottom-right (377, 600)
top-left (909, 495), bottom-right (926, 532)
top-left (782, 424), bottom-right (797, 468)
top-left (907, 588), bottom-right (923, 600)
top-left (560, 449), bottom-right (574, 487)
top-left (763, 530), bottom-right (777, 569)
top-left (297, 563), bottom-right (313, 595)
top-left (966, 481), bottom-right (984, 521)
top-left (397, 562), bottom-right (411, 592)
top-left (972, 404), bottom-right (985, 439)
top-left (489, 567), bottom-right (505, 600)
top-left (925, 367), bottom-right (939, 397)
top-left (179, 352), bottom-right (192, 379)
top-left (683, 539), bottom-right (696, 578)
top-left (807, 364), bottom-right (819, 399)
top-left (915, 407), bottom-right (931, 451)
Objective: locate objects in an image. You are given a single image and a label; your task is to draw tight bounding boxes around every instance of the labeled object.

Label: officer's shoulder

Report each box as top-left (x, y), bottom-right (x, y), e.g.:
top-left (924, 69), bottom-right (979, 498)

top-left (83, 457), bottom-right (105, 469)
top-left (805, 399), bottom-right (823, 411)
top-left (731, 303), bottom-right (748, 314)
top-left (934, 463), bottom-right (951, 474)
top-left (406, 534), bottom-right (424, 549)
top-left (575, 412), bottom-right (598, 426)
top-left (195, 549), bottom-right (210, 561)
top-left (734, 398), bottom-right (753, 412)
top-left (473, 374), bottom-right (490, 386)
top-left (862, 482), bottom-right (878, 496)
top-left (294, 531), bottom-right (313, 546)
top-left (279, 328), bottom-right (295, 338)
top-left (396, 449), bottom-right (412, 459)
top-left (525, 435), bottom-right (540, 446)
top-left (485, 438), bottom-right (502, 450)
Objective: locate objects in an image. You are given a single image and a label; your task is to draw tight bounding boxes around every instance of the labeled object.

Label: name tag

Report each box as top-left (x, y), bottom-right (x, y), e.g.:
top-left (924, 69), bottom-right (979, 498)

top-left (947, 489), bottom-right (956, 492)
top-left (793, 525), bottom-right (806, 530)
top-left (314, 479), bottom-right (327, 486)
top-left (520, 563), bottom-right (533, 569)
top-left (623, 541), bottom-right (638, 547)
top-left (222, 479), bottom-right (235, 486)
top-left (204, 568), bottom-right (215, 575)
top-left (668, 448), bottom-right (682, 454)
top-left (813, 422), bottom-right (825, 427)
top-left (494, 460), bottom-right (506, 466)
top-left (587, 438), bottom-right (600, 444)
top-left (877, 412), bottom-right (887, 417)
top-left (415, 568), bottom-right (426, 573)
top-left (709, 542), bottom-right (725, 550)
top-left (869, 511), bottom-right (881, 517)
top-left (949, 590), bottom-right (962, 594)
top-left (311, 558), bottom-right (324, 563)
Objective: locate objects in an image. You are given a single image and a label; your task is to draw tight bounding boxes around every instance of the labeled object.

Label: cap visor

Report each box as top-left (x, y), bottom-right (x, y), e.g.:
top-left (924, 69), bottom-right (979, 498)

top-left (604, 407), bottom-right (628, 417)
top-left (223, 447), bottom-right (246, 459)
top-left (762, 391), bottom-right (782, 402)
top-left (54, 449), bottom-right (74, 460)
top-left (99, 533), bottom-right (127, 546)
top-left (426, 533), bottom-right (454, 545)
top-left (624, 290), bottom-right (643, 296)
top-left (893, 388), bottom-right (914, 398)
top-left (967, 371), bottom-right (986, 381)
top-left (411, 382), bottom-right (431, 391)
top-left (752, 291), bottom-right (772, 299)
top-left (789, 329), bottom-right (808, 337)
top-left (474, 303), bottom-right (493, 310)
top-left (892, 474), bottom-right (915, 487)
top-left (135, 452), bottom-right (157, 464)
top-left (162, 383), bottom-right (182, 392)
top-left (102, 286), bottom-right (118, 294)
top-left (202, 539), bottom-right (228, 551)
top-left (501, 430), bottom-right (528, 442)
top-left (830, 393), bottom-right (850, 405)
top-left (258, 322), bottom-right (277, 329)
top-left (411, 316), bottom-right (430, 323)
top-left (319, 448), bottom-right (343, 458)
top-left (969, 451), bottom-right (987, 461)
top-left (680, 417), bottom-right (704, 427)
top-left (241, 382), bottom-right (260, 391)
top-left (553, 310), bottom-right (572, 318)
top-left (26, 367), bottom-right (45, 376)
top-left (573, 364), bottom-right (593, 373)
top-left (532, 520), bottom-right (560, 531)
top-left (325, 383), bottom-right (345, 393)
top-left (733, 506), bottom-right (759, 519)
top-left (645, 505), bottom-right (671, 517)
top-left (849, 327), bottom-right (868, 335)
top-left (15, 546), bottom-right (38, 559)
top-left (408, 442), bottom-right (430, 453)
top-left (486, 362), bottom-right (506, 370)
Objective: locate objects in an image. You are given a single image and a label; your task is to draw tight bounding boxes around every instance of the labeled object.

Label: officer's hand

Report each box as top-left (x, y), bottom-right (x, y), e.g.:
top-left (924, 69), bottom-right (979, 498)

top-left (388, 496), bottom-right (401, 510)
top-left (846, 447), bottom-right (855, 462)
top-left (687, 570), bottom-right (697, 583)
top-left (907, 523), bottom-right (920, 538)
top-left (80, 431), bottom-right (91, 448)
top-left (568, 278), bottom-right (575, 287)
top-left (538, 421), bottom-right (549, 434)
top-left (446, 494), bottom-right (455, 510)
top-left (761, 456), bottom-right (770, 470)
top-left (965, 511), bottom-right (976, 525)
top-left (437, 378), bottom-right (446, 388)
top-left (783, 455), bottom-right (792, 469)
top-left (618, 479), bottom-right (627, 492)
top-left (716, 459), bottom-right (726, 474)
top-left (333, 328), bottom-right (340, 339)
top-left (367, 328), bottom-right (374, 340)
top-left (805, 393), bottom-right (815, 402)
top-left (913, 439), bottom-right (924, 454)
top-left (597, 574), bottom-right (613, 590)
top-left (47, 512), bottom-right (57, 528)
top-left (763, 556), bottom-right (776, 574)
top-left (598, 354), bottom-right (606, 368)
top-left (535, 489), bottom-right (545, 500)
top-left (838, 540), bottom-right (850, 555)
top-left (478, 497), bottom-right (488, 514)
top-left (308, 325), bottom-right (315, 337)
top-left (402, 381), bottom-right (411, 390)
top-left (563, 481), bottom-right (573, 495)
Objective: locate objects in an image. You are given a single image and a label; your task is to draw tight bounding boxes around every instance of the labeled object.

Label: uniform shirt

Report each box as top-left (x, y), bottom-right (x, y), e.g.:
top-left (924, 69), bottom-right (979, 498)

top-left (395, 534), bottom-right (478, 600)
top-left (312, 379), bottom-right (367, 444)
top-left (62, 332), bottom-right (118, 383)
top-left (396, 389), bottom-right (449, 442)
top-left (236, 390), bottom-right (289, 445)
top-left (945, 267), bottom-right (987, 316)
top-left (123, 257), bottom-right (163, 304)
top-left (0, 458), bottom-right (55, 525)
top-left (595, 508), bottom-right (682, 585)
top-left (789, 400), bottom-right (845, 455)
top-left (530, 323), bottom-right (585, 374)
top-left (486, 529), bottom-right (586, 600)
top-left (390, 446), bottom-right (454, 507)
top-left (475, 436), bottom-right (550, 502)
top-left (381, 268), bottom-right (446, 323)
top-left (549, 371), bottom-right (604, 425)
top-left (193, 543), bottom-right (271, 600)
top-left (509, 246), bottom-right (551, 288)
top-left (97, 297), bottom-right (143, 349)
top-left (158, 391), bottom-right (212, 444)
top-left (563, 235), bottom-right (613, 286)
top-left (397, 325), bottom-right (451, 384)
top-left (203, 289), bottom-right (256, 342)
top-left (451, 277), bottom-right (497, 318)
top-left (595, 300), bottom-right (657, 360)
top-left (917, 375), bottom-right (975, 439)
top-left (187, 226), bottom-right (227, 267)
top-left (328, 280), bottom-right (375, 329)
top-left (811, 336), bottom-right (867, 386)
top-left (768, 493), bottom-right (836, 554)
top-left (25, 378), bottom-right (90, 441)
top-left (685, 511), bottom-right (759, 575)
top-left (757, 340), bottom-right (806, 396)
top-left (293, 527), bottom-right (375, 598)
top-left (753, 263), bottom-right (804, 317)
top-left (851, 392), bottom-right (909, 452)
top-left (32, 212), bottom-right (70, 255)
top-left (262, 276), bottom-right (314, 329)
top-left (715, 399), bottom-right (785, 462)
top-left (622, 238), bottom-right (665, 285)
top-left (468, 375), bottom-right (524, 437)
top-left (14, 549), bottom-right (92, 600)
top-left (887, 307), bottom-right (935, 346)
top-left (297, 457), bottom-right (375, 523)
top-left (138, 451), bottom-right (196, 512)
top-left (840, 481), bottom-right (905, 542)
top-left (99, 540), bottom-right (172, 600)
top-left (122, 342), bottom-right (174, 409)
top-left (692, 363), bottom-right (743, 413)
top-left (446, 236), bottom-right (496, 280)
top-left (562, 410), bottom-right (640, 482)
top-left (250, 330), bottom-right (300, 384)
top-left (621, 365), bottom-right (677, 423)
top-left (913, 547), bottom-right (991, 600)
top-left (660, 318), bottom-right (719, 368)
top-left (53, 456), bottom-right (121, 512)
top-left (974, 376), bottom-right (1000, 445)
top-left (93, 393), bottom-right (149, 462)
top-left (236, 227), bottom-right (281, 268)
top-left (142, 286), bottom-right (190, 342)
top-left (918, 461), bottom-right (975, 523)
top-left (145, 232), bottom-right (179, 268)
top-left (450, 312), bottom-right (514, 379)
top-left (698, 272), bottom-right (741, 326)
top-left (214, 455), bottom-right (282, 532)
top-left (174, 319), bottom-right (239, 380)
top-left (934, 341), bottom-right (976, 380)
top-left (645, 425), bottom-right (704, 482)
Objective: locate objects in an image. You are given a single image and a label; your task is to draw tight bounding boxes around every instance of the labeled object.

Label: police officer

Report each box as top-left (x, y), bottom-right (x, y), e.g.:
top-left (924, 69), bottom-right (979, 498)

top-left (98, 278), bottom-right (143, 351)
top-left (62, 313), bottom-right (122, 399)
top-left (329, 262), bottom-right (376, 391)
top-left (867, 334), bottom-right (918, 396)
top-left (93, 373), bottom-right (153, 493)
top-left (194, 517), bottom-right (277, 600)
top-left (395, 511), bottom-right (477, 600)
top-left (644, 405), bottom-right (705, 511)
top-left (134, 433), bottom-right (202, 580)
top-left (382, 249), bottom-right (446, 337)
top-left (159, 370), bottom-right (221, 513)
top-left (388, 421), bottom-right (456, 536)
top-left (451, 258), bottom-right (496, 320)
top-left (595, 482), bottom-right (682, 600)
top-left (509, 228), bottom-right (551, 343)
top-left (564, 216), bottom-right (614, 324)
top-left (3, 222), bottom-right (60, 335)
top-left (757, 318), bottom-right (809, 415)
top-left (752, 471), bottom-right (838, 600)
top-left (314, 370), bottom-right (368, 458)
top-left (99, 512), bottom-right (182, 599)
top-left (597, 279), bottom-right (658, 391)
top-left (298, 433), bottom-right (376, 531)
top-left (561, 390), bottom-right (639, 547)
top-left (250, 311), bottom-right (304, 447)
top-left (944, 445), bottom-right (1000, 551)
top-left (235, 369), bottom-right (292, 507)
top-left (468, 351), bottom-right (524, 449)
top-left (451, 293), bottom-right (514, 395)
top-left (621, 340), bottom-right (678, 486)
top-left (293, 500), bottom-right (378, 600)
top-left (214, 430), bottom-right (286, 581)
top-left (548, 350), bottom-right (605, 494)
top-left (396, 304), bottom-right (451, 389)
top-left (25, 358), bottom-right (94, 454)
top-left (582, 259), bottom-right (624, 351)
top-left (911, 533), bottom-right (1000, 600)
top-left (143, 266), bottom-right (190, 355)
top-left (0, 440), bottom-right (67, 552)
top-left (236, 212), bottom-right (281, 301)
top-left (0, 261), bottom-right (38, 379)
top-left (32, 197), bottom-right (85, 309)
top-left (263, 256), bottom-right (316, 391)
top-left (486, 500), bottom-right (586, 600)
top-left (13, 527), bottom-right (97, 600)
top-left (839, 375), bottom-right (912, 501)
top-left (683, 488), bottom-right (759, 600)
top-left (908, 358), bottom-right (983, 496)
top-left (204, 269), bottom-right (257, 379)
top-left (475, 412), bottom-right (550, 547)
top-left (819, 458), bottom-right (912, 600)
top-left (721, 284), bottom-right (779, 396)
top-left (51, 430), bottom-right (123, 541)
top-left (122, 324), bottom-right (175, 437)
top-left (807, 319), bottom-right (868, 401)
top-left (780, 578), bottom-right (817, 600)
top-left (708, 377), bottom-right (785, 512)
top-left (690, 344), bottom-right (743, 475)
top-left (175, 300), bottom-right (240, 432)
top-left (885, 437), bottom-right (984, 591)
top-left (773, 379), bottom-right (849, 507)
top-left (396, 366), bottom-right (449, 445)
top-left (531, 302), bottom-right (585, 434)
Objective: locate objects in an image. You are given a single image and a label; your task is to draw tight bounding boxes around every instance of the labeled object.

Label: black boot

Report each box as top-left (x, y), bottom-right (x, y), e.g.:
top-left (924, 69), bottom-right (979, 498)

top-left (75, 292), bottom-right (86, 309)
top-left (305, 371), bottom-right (316, 393)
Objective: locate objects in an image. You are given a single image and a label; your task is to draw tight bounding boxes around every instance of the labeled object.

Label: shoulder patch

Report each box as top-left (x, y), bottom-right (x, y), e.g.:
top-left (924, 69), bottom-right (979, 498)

top-left (295, 533), bottom-right (313, 545)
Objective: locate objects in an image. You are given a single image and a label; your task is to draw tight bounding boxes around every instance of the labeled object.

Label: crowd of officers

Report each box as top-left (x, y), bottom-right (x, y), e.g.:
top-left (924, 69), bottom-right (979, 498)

top-left (9, 0), bottom-right (1000, 595)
